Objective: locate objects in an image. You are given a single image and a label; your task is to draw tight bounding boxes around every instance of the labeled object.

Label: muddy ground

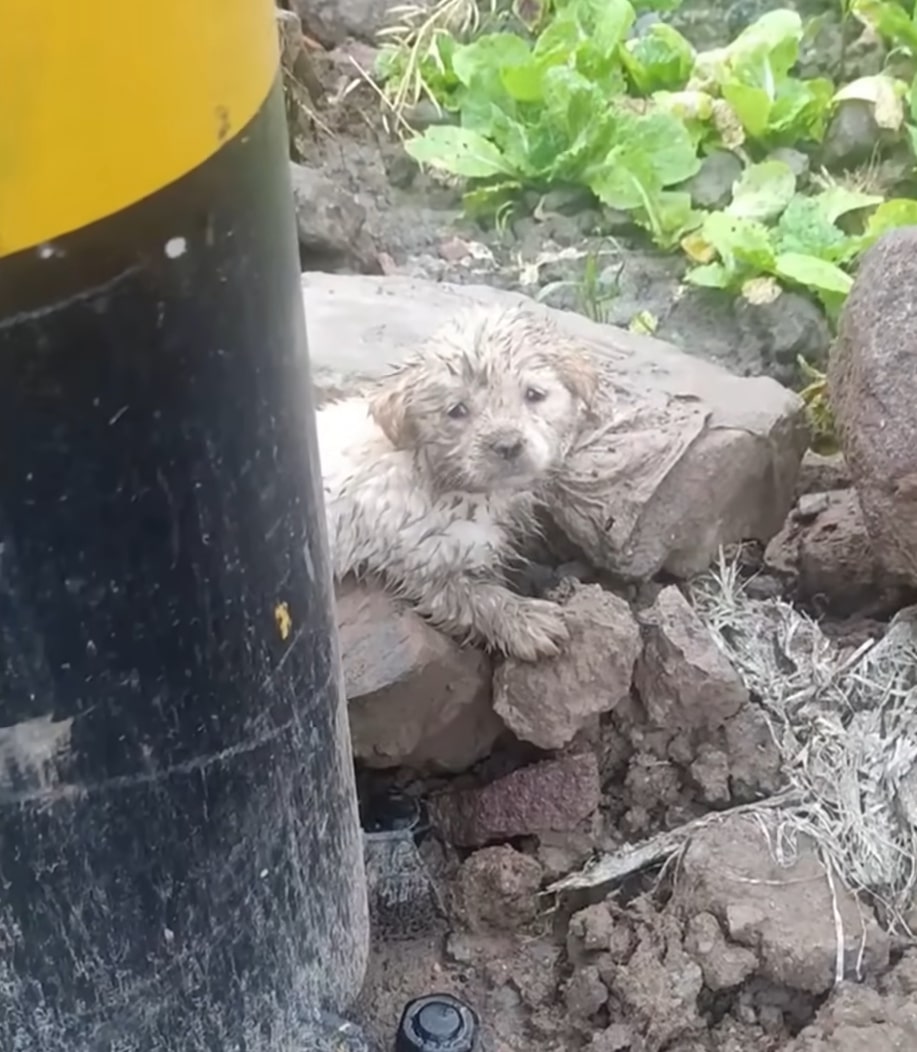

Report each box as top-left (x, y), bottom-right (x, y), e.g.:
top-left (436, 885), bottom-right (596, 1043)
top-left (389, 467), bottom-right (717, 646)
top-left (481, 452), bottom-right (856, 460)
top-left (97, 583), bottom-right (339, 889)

top-left (279, 6), bottom-right (917, 1049)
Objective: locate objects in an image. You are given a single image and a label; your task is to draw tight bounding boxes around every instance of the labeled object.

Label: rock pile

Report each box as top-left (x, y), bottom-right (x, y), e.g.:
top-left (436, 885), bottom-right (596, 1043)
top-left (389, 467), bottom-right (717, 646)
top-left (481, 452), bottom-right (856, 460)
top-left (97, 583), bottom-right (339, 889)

top-left (301, 273), bottom-right (808, 783)
top-left (306, 251), bottom-right (917, 1051)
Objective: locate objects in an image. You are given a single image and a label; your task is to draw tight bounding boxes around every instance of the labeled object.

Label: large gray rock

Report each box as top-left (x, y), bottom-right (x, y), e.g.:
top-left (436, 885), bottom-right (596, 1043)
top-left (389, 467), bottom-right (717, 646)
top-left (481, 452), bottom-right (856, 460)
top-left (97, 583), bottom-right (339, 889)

top-left (829, 228), bottom-right (917, 587)
top-left (335, 581), bottom-right (500, 773)
top-left (302, 273), bottom-right (808, 581)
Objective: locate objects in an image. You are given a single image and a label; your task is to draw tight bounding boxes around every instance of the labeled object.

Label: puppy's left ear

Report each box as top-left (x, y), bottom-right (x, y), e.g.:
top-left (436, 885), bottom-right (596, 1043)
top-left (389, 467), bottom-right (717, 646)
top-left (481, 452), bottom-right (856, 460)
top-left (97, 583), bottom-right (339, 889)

top-left (369, 370), bottom-right (413, 449)
top-left (556, 343), bottom-right (599, 408)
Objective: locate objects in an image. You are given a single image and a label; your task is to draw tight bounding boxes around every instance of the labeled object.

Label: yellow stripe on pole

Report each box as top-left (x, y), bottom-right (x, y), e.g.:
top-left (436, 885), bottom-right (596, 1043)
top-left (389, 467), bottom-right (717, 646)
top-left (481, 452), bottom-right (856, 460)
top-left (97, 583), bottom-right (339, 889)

top-left (0, 0), bottom-right (279, 259)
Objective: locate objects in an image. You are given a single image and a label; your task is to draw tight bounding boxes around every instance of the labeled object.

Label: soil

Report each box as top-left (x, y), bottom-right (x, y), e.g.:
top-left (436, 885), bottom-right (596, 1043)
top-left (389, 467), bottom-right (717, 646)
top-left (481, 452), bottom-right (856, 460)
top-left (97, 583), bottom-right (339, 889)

top-left (283, 7), bottom-right (915, 1050)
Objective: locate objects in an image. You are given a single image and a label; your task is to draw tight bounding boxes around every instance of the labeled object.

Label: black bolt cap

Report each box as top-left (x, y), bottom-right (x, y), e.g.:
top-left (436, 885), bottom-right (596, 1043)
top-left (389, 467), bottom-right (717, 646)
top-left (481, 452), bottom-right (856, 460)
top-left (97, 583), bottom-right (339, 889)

top-left (394, 993), bottom-right (479, 1052)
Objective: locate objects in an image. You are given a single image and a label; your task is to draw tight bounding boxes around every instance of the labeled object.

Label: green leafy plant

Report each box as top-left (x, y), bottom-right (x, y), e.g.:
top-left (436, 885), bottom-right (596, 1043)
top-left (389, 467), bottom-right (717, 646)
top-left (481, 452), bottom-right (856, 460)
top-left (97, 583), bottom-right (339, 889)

top-left (682, 165), bottom-right (886, 306)
top-left (689, 10), bottom-right (835, 146)
top-left (374, 0), bottom-right (917, 342)
top-left (384, 1), bottom-right (849, 247)
top-left (402, 0), bottom-right (706, 244)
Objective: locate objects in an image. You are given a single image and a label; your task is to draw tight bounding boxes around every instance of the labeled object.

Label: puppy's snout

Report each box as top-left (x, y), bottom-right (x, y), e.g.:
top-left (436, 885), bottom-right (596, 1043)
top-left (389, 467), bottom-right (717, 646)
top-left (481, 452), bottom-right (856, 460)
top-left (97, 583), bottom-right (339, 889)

top-left (491, 436), bottom-right (525, 461)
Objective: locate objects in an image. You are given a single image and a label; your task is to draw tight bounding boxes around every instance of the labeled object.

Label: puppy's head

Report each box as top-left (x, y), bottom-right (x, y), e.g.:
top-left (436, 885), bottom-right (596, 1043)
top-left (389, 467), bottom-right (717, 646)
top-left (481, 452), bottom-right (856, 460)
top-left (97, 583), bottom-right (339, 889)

top-left (370, 305), bottom-right (598, 493)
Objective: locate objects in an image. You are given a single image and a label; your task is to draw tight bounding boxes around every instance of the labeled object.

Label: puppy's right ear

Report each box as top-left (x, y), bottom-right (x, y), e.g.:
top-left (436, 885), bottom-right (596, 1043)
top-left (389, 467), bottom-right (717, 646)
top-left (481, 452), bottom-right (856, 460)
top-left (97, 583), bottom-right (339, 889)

top-left (370, 373), bottom-right (413, 449)
top-left (555, 341), bottom-right (599, 409)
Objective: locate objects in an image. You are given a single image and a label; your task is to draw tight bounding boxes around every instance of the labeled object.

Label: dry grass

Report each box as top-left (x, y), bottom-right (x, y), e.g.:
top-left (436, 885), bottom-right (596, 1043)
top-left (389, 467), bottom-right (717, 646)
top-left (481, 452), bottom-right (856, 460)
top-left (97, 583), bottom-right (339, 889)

top-left (344, 0), bottom-right (497, 136)
top-left (690, 550), bottom-right (917, 932)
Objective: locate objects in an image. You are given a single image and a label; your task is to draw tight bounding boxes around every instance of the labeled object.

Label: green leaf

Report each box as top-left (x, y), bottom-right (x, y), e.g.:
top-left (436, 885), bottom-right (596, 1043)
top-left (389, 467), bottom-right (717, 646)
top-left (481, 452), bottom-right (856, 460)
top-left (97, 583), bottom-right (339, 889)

top-left (625, 109), bottom-right (702, 187)
top-left (621, 24), bottom-right (695, 95)
top-left (404, 126), bottom-right (518, 178)
top-left (685, 262), bottom-right (733, 288)
top-left (773, 252), bottom-right (854, 295)
top-left (636, 190), bottom-right (704, 248)
top-left (851, 0), bottom-right (917, 53)
top-left (452, 33), bottom-right (532, 89)
top-left (723, 83), bottom-right (773, 138)
top-left (702, 212), bottom-right (776, 272)
top-left (589, 150), bottom-right (657, 211)
top-left (532, 7), bottom-right (582, 64)
top-left (727, 9), bottom-right (804, 81)
top-left (725, 159), bottom-right (796, 222)
top-left (501, 60), bottom-right (546, 102)
top-left (701, 9), bottom-right (814, 142)
top-left (815, 185), bottom-right (884, 222)
top-left (864, 197), bottom-right (917, 242)
top-left (462, 180), bottom-right (523, 219)
top-left (773, 195), bottom-right (853, 263)
top-left (574, 0), bottom-right (636, 55)
top-left (631, 0), bottom-right (683, 11)
top-left (540, 66), bottom-right (620, 180)
top-left (768, 77), bottom-right (835, 144)
top-left (588, 109), bottom-right (700, 210)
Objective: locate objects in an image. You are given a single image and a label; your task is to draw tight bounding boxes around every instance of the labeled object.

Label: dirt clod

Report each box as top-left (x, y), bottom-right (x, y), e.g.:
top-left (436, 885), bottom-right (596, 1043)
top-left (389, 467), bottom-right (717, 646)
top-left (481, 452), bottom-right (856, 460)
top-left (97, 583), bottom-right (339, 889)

top-left (456, 846), bottom-right (543, 935)
top-left (635, 585), bottom-right (748, 757)
top-left (684, 912), bottom-right (758, 991)
top-left (677, 815), bottom-right (891, 996)
top-left (567, 904), bottom-right (617, 961)
top-left (493, 583), bottom-right (641, 751)
top-left (602, 912), bottom-right (705, 1049)
top-left (564, 965), bottom-right (609, 1023)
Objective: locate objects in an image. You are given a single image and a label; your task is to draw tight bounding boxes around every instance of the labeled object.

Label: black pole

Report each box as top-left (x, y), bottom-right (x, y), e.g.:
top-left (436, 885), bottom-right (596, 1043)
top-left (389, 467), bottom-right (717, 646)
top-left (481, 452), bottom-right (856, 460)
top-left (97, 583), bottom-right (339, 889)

top-left (0, 4), bottom-right (368, 1049)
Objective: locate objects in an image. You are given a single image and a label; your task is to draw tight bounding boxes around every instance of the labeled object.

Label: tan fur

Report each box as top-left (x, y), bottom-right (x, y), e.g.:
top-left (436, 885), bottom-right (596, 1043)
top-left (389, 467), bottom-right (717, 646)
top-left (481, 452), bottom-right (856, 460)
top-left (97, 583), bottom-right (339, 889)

top-left (315, 304), bottom-right (598, 661)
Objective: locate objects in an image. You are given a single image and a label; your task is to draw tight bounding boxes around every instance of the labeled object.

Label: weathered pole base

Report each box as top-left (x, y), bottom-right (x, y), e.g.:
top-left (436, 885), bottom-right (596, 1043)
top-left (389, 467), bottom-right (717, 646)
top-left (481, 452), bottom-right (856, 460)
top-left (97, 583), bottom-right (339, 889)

top-left (0, 5), bottom-right (368, 1048)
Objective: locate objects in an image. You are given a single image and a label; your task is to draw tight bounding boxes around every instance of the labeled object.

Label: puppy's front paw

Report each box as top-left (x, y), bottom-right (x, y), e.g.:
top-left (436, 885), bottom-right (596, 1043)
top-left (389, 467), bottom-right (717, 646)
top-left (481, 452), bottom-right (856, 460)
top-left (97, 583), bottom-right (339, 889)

top-left (497, 598), bottom-right (569, 662)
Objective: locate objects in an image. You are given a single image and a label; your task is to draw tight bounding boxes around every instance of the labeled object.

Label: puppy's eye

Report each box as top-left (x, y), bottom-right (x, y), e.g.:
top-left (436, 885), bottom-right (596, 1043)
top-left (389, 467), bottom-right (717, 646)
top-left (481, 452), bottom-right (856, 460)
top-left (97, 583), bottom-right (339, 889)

top-left (447, 402), bottom-right (469, 419)
top-left (525, 387), bottom-right (546, 403)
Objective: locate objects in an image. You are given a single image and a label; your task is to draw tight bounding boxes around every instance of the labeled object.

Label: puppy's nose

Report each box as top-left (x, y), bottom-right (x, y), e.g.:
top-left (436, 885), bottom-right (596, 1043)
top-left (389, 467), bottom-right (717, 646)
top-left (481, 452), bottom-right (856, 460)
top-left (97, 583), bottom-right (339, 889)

top-left (492, 437), bottom-right (524, 461)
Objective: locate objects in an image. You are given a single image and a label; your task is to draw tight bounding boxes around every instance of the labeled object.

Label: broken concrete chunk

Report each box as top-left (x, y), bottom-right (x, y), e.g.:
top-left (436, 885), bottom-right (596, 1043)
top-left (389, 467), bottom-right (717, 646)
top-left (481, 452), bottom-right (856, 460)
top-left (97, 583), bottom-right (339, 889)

top-left (429, 753), bottom-right (600, 848)
top-left (289, 163), bottom-right (375, 271)
top-left (493, 583), bottom-right (640, 750)
top-left (567, 903), bottom-right (617, 962)
top-left (336, 581), bottom-right (500, 773)
top-left (563, 965), bottom-right (609, 1022)
top-left (788, 981), bottom-right (917, 1051)
top-left (795, 450), bottom-right (851, 498)
top-left (722, 704), bottom-right (783, 801)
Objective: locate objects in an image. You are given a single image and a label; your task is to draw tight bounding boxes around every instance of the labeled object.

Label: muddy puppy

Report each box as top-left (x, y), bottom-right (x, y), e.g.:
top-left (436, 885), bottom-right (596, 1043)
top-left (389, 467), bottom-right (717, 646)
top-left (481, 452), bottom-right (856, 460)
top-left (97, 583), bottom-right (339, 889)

top-left (316, 304), bottom-right (598, 661)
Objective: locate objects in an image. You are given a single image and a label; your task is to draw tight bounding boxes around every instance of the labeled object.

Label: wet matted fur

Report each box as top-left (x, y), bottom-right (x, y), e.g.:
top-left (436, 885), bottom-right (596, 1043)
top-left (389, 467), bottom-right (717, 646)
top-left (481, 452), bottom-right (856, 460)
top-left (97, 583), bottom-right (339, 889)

top-left (315, 304), bottom-right (598, 661)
